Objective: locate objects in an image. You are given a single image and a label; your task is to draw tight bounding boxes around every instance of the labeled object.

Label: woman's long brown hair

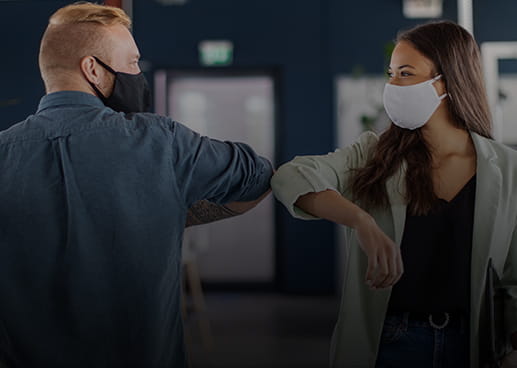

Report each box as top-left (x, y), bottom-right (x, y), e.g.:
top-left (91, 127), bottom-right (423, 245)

top-left (350, 21), bottom-right (492, 215)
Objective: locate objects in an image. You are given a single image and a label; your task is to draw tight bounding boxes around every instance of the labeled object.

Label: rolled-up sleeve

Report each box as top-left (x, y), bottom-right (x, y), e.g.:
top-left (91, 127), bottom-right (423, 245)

top-left (271, 131), bottom-right (378, 220)
top-left (169, 120), bottom-right (273, 208)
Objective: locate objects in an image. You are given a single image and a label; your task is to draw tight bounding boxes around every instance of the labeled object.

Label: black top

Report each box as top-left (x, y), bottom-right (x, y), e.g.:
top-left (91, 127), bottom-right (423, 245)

top-left (388, 175), bottom-right (476, 313)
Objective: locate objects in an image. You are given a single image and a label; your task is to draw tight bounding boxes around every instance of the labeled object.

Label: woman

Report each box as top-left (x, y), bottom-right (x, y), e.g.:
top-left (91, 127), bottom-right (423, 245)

top-left (271, 21), bottom-right (517, 368)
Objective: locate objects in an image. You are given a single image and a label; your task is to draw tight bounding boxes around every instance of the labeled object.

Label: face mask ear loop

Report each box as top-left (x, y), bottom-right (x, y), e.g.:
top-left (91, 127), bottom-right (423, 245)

top-left (432, 74), bottom-right (442, 82)
top-left (89, 56), bottom-right (117, 101)
top-left (89, 82), bottom-right (107, 101)
top-left (431, 74), bottom-right (448, 100)
top-left (92, 56), bottom-right (117, 75)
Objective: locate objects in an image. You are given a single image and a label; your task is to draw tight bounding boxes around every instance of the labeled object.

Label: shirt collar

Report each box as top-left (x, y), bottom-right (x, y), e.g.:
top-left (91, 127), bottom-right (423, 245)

top-left (37, 91), bottom-right (105, 113)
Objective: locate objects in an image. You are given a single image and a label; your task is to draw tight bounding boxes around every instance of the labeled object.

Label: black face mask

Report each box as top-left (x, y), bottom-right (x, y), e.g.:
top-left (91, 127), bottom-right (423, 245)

top-left (90, 56), bottom-right (151, 113)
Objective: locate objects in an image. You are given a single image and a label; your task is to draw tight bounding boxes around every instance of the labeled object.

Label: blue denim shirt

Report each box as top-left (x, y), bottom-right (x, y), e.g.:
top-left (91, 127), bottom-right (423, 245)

top-left (0, 91), bottom-right (272, 367)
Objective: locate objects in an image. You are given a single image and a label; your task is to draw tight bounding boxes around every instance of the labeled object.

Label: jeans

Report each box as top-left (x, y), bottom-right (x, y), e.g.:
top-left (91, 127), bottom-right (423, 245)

top-left (375, 312), bottom-right (470, 368)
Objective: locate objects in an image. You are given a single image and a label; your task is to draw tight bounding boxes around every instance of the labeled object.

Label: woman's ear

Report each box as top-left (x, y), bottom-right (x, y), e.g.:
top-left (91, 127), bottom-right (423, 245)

top-left (434, 75), bottom-right (447, 97)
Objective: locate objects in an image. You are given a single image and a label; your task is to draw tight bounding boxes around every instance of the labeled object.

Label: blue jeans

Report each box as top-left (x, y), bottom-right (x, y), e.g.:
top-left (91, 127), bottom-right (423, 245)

top-left (375, 312), bottom-right (470, 368)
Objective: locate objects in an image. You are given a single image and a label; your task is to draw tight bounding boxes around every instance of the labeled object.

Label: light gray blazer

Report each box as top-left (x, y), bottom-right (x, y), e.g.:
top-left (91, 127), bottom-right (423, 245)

top-left (271, 131), bottom-right (517, 367)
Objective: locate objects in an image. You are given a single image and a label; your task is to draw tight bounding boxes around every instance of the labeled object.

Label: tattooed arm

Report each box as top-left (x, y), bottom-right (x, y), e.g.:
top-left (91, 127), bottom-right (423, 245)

top-left (185, 190), bottom-right (271, 227)
top-left (185, 200), bottom-right (239, 227)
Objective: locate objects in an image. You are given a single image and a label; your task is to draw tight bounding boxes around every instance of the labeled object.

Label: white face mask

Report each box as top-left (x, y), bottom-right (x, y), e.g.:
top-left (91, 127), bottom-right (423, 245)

top-left (382, 74), bottom-right (448, 130)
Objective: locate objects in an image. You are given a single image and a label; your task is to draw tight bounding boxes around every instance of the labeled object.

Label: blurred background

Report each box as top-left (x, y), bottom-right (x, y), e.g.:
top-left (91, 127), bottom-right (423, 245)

top-left (2, 0), bottom-right (517, 367)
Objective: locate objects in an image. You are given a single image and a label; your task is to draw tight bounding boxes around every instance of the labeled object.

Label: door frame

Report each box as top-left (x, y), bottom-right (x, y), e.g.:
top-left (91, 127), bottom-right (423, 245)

top-left (153, 66), bottom-right (284, 291)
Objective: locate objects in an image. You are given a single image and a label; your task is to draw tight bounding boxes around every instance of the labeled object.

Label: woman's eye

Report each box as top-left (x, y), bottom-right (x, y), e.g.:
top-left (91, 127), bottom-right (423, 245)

top-left (401, 71), bottom-right (413, 77)
top-left (386, 71), bottom-right (393, 78)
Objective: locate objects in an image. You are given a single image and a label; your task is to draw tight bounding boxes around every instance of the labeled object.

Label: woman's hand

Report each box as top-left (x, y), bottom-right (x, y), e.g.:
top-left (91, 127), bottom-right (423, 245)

top-left (294, 189), bottom-right (404, 289)
top-left (354, 213), bottom-right (404, 289)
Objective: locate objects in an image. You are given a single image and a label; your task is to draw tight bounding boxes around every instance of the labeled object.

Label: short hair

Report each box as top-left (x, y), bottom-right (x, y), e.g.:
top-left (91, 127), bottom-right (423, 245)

top-left (39, 2), bottom-right (131, 85)
top-left (48, 1), bottom-right (130, 28)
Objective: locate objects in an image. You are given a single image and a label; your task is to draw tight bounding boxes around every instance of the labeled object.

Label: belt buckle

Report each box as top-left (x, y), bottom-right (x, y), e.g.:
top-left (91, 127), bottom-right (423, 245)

top-left (428, 312), bottom-right (450, 329)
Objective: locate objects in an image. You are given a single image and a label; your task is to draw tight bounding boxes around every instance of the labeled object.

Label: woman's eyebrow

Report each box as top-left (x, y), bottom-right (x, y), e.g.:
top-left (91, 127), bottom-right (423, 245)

top-left (387, 64), bottom-right (416, 70)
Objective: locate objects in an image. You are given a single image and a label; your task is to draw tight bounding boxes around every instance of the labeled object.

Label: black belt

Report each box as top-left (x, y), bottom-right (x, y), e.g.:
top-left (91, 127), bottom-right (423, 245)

top-left (388, 311), bottom-right (467, 329)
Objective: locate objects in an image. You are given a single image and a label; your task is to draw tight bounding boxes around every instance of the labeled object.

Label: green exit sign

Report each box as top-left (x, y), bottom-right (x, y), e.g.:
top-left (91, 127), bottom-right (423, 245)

top-left (199, 40), bottom-right (233, 66)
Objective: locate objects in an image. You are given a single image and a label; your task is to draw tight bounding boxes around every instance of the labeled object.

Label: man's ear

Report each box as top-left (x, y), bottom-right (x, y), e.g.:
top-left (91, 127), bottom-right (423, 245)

top-left (80, 56), bottom-right (101, 85)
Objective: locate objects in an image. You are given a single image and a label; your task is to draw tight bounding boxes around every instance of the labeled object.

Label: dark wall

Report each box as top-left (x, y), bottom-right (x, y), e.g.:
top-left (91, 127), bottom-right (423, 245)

top-left (475, 0), bottom-right (517, 43)
top-left (1, 1), bottom-right (71, 130)
top-left (328, 0), bottom-right (457, 74)
top-left (2, 0), bottom-right (517, 293)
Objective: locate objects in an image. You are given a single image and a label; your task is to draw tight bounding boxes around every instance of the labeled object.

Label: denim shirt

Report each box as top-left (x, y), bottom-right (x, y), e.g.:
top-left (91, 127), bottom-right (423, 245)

top-left (0, 91), bottom-right (272, 367)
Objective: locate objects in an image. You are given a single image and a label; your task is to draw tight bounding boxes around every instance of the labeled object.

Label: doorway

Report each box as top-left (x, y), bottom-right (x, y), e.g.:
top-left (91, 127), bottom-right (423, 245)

top-left (154, 69), bottom-right (277, 286)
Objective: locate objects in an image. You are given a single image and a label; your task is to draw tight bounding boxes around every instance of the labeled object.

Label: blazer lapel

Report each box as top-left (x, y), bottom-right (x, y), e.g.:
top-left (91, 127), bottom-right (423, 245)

top-left (470, 131), bottom-right (501, 279)
top-left (469, 131), bottom-right (502, 364)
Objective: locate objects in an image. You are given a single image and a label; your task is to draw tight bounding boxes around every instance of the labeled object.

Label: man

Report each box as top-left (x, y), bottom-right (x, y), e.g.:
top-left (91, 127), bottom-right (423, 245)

top-left (0, 3), bottom-right (272, 367)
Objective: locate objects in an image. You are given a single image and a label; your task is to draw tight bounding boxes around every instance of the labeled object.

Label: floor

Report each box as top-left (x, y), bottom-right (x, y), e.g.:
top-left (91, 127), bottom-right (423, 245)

top-left (184, 293), bottom-right (340, 368)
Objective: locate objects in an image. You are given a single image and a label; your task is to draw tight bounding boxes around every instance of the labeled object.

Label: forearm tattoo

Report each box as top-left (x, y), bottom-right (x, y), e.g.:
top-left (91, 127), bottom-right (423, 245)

top-left (185, 200), bottom-right (241, 227)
